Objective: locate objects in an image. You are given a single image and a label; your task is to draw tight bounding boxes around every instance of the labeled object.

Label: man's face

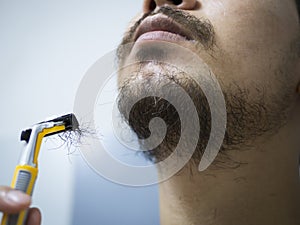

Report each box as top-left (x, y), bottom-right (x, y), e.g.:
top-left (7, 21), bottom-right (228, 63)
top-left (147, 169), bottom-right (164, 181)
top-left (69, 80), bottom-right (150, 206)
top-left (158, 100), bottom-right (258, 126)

top-left (117, 0), bottom-right (300, 163)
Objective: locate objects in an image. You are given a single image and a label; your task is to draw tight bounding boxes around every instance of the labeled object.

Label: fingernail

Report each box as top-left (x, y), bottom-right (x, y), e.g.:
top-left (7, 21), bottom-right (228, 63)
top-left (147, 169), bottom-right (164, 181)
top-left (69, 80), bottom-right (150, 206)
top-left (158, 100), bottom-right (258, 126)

top-left (6, 190), bottom-right (31, 204)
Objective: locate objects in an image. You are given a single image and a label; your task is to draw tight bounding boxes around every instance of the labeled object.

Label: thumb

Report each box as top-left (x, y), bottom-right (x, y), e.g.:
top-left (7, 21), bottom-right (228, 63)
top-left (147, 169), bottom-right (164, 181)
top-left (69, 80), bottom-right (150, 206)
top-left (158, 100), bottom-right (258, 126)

top-left (0, 186), bottom-right (31, 214)
top-left (26, 208), bottom-right (41, 225)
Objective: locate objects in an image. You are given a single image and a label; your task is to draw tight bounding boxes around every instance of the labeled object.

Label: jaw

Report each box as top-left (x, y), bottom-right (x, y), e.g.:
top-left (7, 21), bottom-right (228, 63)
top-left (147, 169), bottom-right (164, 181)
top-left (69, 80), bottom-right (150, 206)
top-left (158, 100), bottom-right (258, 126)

top-left (157, 100), bottom-right (300, 224)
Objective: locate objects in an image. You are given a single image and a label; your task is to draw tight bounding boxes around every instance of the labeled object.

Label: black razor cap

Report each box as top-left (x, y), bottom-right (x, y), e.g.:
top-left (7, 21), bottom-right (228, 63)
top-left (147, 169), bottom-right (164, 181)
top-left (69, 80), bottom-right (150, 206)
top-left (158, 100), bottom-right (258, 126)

top-left (21, 129), bottom-right (32, 143)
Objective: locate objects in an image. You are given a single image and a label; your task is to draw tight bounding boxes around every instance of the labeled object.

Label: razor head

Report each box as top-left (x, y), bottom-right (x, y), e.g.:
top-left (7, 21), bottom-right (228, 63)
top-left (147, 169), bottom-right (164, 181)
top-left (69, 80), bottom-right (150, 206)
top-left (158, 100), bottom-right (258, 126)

top-left (20, 113), bottom-right (79, 142)
top-left (43, 113), bottom-right (79, 132)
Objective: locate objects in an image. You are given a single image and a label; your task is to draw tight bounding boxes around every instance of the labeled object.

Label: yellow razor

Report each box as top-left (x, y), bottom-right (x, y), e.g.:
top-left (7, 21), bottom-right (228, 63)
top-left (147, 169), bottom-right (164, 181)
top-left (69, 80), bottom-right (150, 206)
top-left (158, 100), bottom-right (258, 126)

top-left (1, 113), bottom-right (79, 225)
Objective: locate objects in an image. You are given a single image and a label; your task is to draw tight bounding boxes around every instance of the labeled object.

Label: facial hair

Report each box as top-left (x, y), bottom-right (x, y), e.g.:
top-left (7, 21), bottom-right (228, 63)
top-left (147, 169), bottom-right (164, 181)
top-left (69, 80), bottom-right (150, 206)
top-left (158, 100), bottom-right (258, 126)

top-left (116, 6), bottom-right (295, 167)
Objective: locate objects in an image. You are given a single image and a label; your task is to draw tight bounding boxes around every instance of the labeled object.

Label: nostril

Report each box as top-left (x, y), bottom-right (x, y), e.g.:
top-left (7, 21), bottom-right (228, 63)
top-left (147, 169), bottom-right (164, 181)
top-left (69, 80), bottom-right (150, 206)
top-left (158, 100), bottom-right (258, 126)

top-left (143, 0), bottom-right (157, 13)
top-left (149, 0), bottom-right (157, 11)
top-left (171, 0), bottom-right (182, 5)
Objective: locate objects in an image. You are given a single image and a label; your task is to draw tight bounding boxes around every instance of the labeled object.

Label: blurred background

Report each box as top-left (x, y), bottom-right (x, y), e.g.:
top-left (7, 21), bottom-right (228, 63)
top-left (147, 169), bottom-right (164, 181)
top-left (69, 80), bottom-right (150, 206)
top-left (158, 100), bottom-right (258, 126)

top-left (0, 1), bottom-right (160, 224)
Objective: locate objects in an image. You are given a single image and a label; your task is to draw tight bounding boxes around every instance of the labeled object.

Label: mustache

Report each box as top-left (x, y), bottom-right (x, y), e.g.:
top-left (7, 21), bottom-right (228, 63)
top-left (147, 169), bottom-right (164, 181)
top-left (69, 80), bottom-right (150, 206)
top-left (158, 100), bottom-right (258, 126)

top-left (120, 6), bottom-right (216, 49)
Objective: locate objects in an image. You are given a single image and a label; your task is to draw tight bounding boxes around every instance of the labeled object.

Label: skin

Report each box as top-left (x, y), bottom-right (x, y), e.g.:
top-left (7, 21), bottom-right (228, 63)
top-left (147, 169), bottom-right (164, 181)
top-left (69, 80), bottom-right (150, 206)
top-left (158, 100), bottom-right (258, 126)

top-left (118, 0), bottom-right (300, 224)
top-left (0, 186), bottom-right (41, 225)
top-left (1, 0), bottom-right (299, 225)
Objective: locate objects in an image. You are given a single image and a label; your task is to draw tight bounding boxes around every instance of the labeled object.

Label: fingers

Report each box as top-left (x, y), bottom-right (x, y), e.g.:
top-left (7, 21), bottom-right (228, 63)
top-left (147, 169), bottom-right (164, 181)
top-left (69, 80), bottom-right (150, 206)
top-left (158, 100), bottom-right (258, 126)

top-left (26, 208), bottom-right (41, 225)
top-left (0, 186), bottom-right (42, 225)
top-left (0, 186), bottom-right (31, 214)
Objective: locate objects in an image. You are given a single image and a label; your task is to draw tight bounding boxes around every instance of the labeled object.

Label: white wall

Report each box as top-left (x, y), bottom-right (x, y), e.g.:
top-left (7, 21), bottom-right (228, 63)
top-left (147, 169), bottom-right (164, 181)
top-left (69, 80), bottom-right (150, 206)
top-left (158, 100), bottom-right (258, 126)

top-left (0, 1), bottom-right (146, 225)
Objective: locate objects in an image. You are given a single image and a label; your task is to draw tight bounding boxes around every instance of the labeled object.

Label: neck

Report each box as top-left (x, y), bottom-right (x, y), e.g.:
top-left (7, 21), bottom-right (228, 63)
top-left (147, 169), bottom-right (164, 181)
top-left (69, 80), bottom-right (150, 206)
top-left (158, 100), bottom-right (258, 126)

top-left (158, 108), bottom-right (300, 225)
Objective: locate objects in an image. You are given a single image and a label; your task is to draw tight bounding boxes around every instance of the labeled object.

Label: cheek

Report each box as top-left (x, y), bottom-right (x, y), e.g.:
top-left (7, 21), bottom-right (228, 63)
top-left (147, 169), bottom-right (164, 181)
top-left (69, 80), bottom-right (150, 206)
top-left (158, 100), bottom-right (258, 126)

top-left (195, 0), bottom-right (297, 86)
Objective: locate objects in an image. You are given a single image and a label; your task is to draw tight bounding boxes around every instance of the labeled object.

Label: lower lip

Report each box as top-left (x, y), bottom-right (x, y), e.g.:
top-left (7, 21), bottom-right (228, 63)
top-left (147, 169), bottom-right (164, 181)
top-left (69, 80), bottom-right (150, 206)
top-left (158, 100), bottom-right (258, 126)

top-left (136, 31), bottom-right (189, 43)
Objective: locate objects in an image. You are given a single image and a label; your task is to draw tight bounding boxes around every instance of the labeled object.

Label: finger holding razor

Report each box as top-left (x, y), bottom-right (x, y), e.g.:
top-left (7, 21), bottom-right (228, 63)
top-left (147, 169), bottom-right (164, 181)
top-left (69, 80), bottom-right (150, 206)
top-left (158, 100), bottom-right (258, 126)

top-left (0, 186), bottom-right (41, 225)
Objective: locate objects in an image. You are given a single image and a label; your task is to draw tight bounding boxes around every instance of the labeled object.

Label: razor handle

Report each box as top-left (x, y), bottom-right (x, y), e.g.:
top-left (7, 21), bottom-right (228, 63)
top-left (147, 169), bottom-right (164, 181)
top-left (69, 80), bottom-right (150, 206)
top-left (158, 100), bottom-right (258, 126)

top-left (1, 165), bottom-right (38, 225)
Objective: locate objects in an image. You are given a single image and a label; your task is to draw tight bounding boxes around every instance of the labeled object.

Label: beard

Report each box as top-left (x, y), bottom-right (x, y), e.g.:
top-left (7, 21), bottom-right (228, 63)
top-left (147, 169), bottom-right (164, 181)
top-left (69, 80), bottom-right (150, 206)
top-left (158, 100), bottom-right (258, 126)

top-left (117, 59), bottom-right (293, 167)
top-left (116, 6), bottom-right (296, 168)
top-left (117, 62), bottom-right (210, 164)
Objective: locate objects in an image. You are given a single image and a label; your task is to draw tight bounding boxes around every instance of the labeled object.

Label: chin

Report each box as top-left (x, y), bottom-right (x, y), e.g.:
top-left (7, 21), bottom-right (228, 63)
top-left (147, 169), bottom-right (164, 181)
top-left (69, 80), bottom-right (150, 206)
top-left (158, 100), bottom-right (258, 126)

top-left (117, 61), bottom-right (212, 163)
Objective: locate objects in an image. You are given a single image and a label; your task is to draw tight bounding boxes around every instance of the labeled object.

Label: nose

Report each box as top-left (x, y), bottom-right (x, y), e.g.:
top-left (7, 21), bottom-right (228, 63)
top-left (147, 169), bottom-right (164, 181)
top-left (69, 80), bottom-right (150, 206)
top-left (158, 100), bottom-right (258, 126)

top-left (143, 0), bottom-right (198, 13)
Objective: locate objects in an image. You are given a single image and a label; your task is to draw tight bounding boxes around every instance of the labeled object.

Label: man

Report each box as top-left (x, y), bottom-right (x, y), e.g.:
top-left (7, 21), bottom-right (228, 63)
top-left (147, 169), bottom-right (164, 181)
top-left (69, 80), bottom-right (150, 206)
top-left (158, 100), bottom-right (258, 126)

top-left (1, 0), bottom-right (299, 224)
